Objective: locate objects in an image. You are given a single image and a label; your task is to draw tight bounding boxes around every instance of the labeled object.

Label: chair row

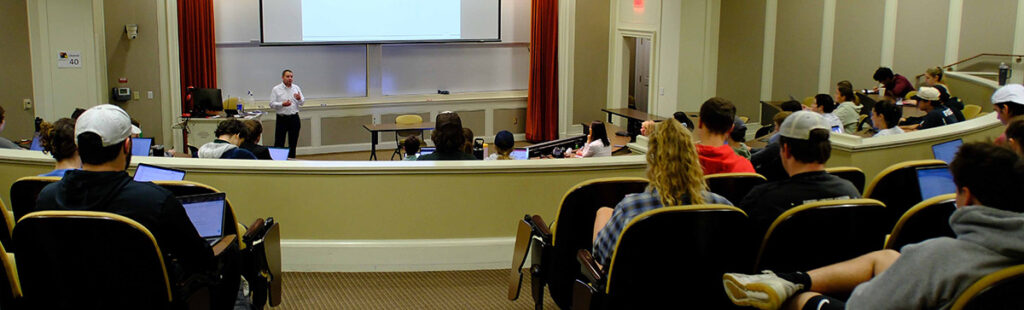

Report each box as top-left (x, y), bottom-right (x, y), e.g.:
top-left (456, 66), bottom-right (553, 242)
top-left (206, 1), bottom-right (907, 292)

top-left (507, 176), bottom-right (963, 309)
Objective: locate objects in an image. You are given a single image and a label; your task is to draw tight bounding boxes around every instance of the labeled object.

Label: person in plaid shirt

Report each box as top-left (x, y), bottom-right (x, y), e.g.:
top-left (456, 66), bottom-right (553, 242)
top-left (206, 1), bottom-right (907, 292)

top-left (591, 118), bottom-right (733, 267)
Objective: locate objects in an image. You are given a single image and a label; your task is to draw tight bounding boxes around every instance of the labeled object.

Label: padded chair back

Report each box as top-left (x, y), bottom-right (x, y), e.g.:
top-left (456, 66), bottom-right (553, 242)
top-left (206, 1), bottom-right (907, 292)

top-left (604, 205), bottom-right (753, 309)
top-left (0, 199), bottom-right (13, 252)
top-left (826, 166), bottom-right (866, 194)
top-left (884, 194), bottom-right (957, 250)
top-left (546, 178), bottom-right (648, 309)
top-left (0, 242), bottom-right (20, 309)
top-left (962, 104), bottom-right (982, 120)
top-left (756, 199), bottom-right (887, 272)
top-left (9, 177), bottom-right (60, 222)
top-left (14, 211), bottom-right (172, 308)
top-left (951, 264), bottom-right (1024, 310)
top-left (395, 114), bottom-right (424, 137)
top-left (705, 173), bottom-right (767, 205)
top-left (864, 160), bottom-right (948, 230)
top-left (754, 125), bottom-right (774, 139)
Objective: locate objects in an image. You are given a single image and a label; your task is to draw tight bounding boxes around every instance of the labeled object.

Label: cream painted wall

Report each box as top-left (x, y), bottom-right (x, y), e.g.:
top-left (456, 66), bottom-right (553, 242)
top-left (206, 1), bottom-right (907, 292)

top-left (0, 0), bottom-right (37, 141)
top-left (27, 0), bottom-right (106, 122)
top-left (958, 0), bottom-right (1018, 71)
top-left (893, 0), bottom-right (949, 82)
top-left (830, 0), bottom-right (885, 91)
top-left (771, 0), bottom-right (824, 101)
top-left (104, 0), bottom-right (165, 143)
top-left (717, 0), bottom-right (765, 120)
top-left (572, 0), bottom-right (611, 124)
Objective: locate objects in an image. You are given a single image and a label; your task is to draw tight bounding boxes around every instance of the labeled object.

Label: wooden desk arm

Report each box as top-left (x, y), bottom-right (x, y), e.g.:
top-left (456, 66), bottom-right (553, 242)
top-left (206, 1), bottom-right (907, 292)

top-left (577, 249), bottom-right (603, 284)
top-left (529, 215), bottom-right (552, 243)
top-left (212, 235), bottom-right (237, 256)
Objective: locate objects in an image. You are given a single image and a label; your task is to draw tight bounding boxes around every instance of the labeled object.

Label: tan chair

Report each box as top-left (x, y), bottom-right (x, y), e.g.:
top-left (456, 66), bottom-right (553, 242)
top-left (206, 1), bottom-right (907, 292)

top-left (755, 199), bottom-right (887, 272)
top-left (9, 177), bottom-right (60, 222)
top-left (950, 264), bottom-right (1024, 310)
top-left (884, 194), bottom-right (957, 250)
top-left (14, 211), bottom-right (209, 308)
top-left (391, 114), bottom-right (425, 160)
top-left (0, 198), bottom-right (13, 252)
top-left (0, 242), bottom-right (21, 309)
top-left (739, 116), bottom-right (749, 123)
top-left (825, 166), bottom-right (866, 194)
top-left (864, 160), bottom-right (948, 230)
top-left (704, 173), bottom-right (767, 205)
top-left (962, 104), bottom-right (982, 120)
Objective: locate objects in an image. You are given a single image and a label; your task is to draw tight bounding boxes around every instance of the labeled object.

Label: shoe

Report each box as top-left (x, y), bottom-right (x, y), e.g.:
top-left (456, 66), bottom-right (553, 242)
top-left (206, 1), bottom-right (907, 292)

top-left (722, 270), bottom-right (804, 310)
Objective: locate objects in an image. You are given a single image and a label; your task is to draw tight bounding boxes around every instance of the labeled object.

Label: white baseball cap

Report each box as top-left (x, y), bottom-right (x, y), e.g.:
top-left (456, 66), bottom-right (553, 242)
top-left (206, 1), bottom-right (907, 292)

top-left (992, 84), bottom-right (1024, 106)
top-left (778, 111), bottom-right (830, 140)
top-left (912, 87), bottom-right (941, 101)
top-left (75, 104), bottom-right (132, 147)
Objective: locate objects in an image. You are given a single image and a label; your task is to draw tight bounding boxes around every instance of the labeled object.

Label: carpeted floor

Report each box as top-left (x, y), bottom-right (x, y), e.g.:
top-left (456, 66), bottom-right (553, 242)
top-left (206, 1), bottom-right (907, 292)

top-left (274, 269), bottom-right (558, 309)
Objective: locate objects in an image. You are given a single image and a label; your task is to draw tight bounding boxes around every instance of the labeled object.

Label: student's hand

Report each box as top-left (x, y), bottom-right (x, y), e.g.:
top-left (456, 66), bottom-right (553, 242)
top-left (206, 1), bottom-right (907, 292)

top-left (283, 100), bottom-right (292, 107)
top-left (293, 92), bottom-right (302, 100)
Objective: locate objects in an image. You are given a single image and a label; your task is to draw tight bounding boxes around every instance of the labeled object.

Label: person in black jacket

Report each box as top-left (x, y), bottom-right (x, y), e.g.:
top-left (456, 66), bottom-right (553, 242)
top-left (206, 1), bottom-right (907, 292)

top-left (240, 119), bottom-right (272, 160)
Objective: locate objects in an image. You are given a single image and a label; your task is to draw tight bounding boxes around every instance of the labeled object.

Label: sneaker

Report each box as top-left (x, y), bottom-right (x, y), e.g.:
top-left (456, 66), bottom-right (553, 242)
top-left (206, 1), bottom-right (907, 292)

top-left (722, 270), bottom-right (804, 310)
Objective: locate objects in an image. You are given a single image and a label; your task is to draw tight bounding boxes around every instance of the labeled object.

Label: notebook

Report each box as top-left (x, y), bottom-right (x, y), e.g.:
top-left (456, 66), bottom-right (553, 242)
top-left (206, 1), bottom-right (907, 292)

top-left (179, 193), bottom-right (226, 245)
top-left (916, 167), bottom-right (957, 201)
top-left (510, 148), bottom-right (529, 160)
top-left (931, 139), bottom-right (963, 164)
top-left (131, 137), bottom-right (153, 156)
top-left (268, 147), bottom-right (289, 161)
top-left (133, 163), bottom-right (186, 182)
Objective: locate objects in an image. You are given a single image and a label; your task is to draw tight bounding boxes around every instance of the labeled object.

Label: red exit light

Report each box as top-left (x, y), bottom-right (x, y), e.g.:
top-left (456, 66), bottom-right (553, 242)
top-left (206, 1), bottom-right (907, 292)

top-left (634, 0), bottom-right (644, 12)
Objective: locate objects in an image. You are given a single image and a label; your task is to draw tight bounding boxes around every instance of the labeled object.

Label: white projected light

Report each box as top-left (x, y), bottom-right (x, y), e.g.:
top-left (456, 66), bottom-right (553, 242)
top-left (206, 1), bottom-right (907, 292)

top-left (261, 0), bottom-right (500, 44)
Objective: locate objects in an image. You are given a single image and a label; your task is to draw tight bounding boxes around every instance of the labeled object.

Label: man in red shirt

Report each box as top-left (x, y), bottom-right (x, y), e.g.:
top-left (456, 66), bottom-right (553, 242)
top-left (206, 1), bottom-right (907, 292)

top-left (696, 97), bottom-right (755, 175)
top-left (873, 67), bottom-right (915, 100)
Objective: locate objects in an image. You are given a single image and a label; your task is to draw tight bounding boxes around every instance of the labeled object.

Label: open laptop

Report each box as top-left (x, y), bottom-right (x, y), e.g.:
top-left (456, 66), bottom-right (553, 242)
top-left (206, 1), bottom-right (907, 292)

top-left (916, 166), bottom-right (957, 201)
top-left (131, 137), bottom-right (153, 156)
top-left (932, 139), bottom-right (963, 164)
top-left (510, 148), bottom-right (529, 160)
top-left (268, 147), bottom-right (289, 161)
top-left (29, 134), bottom-right (43, 151)
top-left (419, 147), bottom-right (435, 156)
top-left (133, 163), bottom-right (186, 182)
top-left (178, 193), bottom-right (226, 246)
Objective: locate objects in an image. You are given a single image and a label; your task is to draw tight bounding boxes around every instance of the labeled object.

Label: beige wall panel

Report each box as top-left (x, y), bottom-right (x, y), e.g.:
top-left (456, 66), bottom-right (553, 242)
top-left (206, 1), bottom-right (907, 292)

top-left (105, 0), bottom-right (165, 143)
top-left (0, 0), bottom-right (36, 140)
top-left (455, 110), bottom-right (485, 137)
top-left (830, 0), bottom-right (886, 91)
top-left (493, 108), bottom-right (527, 134)
top-left (958, 0), bottom-right (1018, 69)
top-left (260, 118), bottom-right (312, 147)
top-left (772, 0), bottom-right (824, 100)
top-left (893, 0), bottom-right (948, 80)
top-left (573, 0), bottom-right (611, 124)
top-left (717, 0), bottom-right (765, 121)
top-left (321, 115), bottom-right (373, 145)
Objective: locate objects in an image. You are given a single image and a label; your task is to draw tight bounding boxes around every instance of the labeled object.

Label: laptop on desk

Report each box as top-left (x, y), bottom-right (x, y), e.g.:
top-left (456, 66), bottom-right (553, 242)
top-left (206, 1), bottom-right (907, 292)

top-left (29, 135), bottom-right (43, 151)
top-left (510, 148), bottom-right (529, 160)
top-left (268, 147), bottom-right (289, 161)
top-left (133, 163), bottom-right (186, 182)
top-left (931, 139), bottom-right (962, 164)
top-left (418, 147), bottom-right (435, 156)
top-left (179, 193), bottom-right (226, 246)
top-left (131, 137), bottom-right (153, 156)
top-left (916, 166), bottom-right (957, 201)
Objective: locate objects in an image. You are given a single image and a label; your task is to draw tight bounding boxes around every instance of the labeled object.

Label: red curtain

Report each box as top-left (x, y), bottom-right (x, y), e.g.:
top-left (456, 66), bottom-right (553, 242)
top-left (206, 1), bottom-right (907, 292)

top-left (526, 0), bottom-right (559, 142)
top-left (177, 0), bottom-right (217, 112)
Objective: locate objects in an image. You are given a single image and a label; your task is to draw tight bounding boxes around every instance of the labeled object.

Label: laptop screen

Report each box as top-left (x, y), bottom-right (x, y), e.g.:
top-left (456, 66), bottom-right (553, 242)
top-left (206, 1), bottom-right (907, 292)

top-left (268, 147), bottom-right (289, 161)
top-left (179, 193), bottom-right (226, 239)
top-left (131, 137), bottom-right (153, 156)
top-left (133, 163), bottom-right (185, 182)
top-left (917, 167), bottom-right (957, 201)
top-left (932, 139), bottom-right (963, 164)
top-left (510, 148), bottom-right (529, 160)
top-left (29, 135), bottom-right (43, 151)
top-left (419, 147), bottom-right (435, 156)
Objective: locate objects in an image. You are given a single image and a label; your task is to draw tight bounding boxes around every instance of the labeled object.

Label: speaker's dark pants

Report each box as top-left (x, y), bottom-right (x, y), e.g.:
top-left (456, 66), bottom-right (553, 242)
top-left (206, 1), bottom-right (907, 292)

top-left (274, 113), bottom-right (300, 158)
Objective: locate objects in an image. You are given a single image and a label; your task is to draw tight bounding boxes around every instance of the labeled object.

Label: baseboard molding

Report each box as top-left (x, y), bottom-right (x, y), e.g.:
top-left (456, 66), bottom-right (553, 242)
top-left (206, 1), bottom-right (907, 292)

top-left (282, 237), bottom-right (515, 272)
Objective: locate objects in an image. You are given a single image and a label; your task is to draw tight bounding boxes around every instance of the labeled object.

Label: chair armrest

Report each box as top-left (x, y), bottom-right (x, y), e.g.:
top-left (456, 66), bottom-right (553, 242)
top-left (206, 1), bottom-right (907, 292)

top-left (577, 249), bottom-right (603, 284)
top-left (212, 235), bottom-right (237, 257)
top-left (243, 218), bottom-right (266, 244)
top-left (529, 215), bottom-right (552, 243)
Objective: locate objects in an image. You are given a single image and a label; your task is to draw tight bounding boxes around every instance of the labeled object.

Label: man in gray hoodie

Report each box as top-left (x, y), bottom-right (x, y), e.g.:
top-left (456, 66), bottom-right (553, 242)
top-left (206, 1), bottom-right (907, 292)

top-left (723, 142), bottom-right (1024, 310)
top-left (198, 119), bottom-right (257, 159)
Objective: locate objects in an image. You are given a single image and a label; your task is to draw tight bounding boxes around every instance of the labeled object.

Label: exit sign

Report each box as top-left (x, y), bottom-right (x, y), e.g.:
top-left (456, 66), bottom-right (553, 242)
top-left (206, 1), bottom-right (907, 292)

top-left (633, 0), bottom-right (644, 12)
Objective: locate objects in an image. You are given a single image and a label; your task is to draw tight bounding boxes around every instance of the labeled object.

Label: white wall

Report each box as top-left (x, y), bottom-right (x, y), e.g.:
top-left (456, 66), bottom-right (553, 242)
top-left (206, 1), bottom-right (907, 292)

top-left (28, 0), bottom-right (107, 121)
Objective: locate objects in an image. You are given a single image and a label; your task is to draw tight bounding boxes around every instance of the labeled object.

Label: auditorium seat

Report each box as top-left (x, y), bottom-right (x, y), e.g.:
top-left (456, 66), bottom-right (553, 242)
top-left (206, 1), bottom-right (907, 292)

top-left (755, 199), bottom-right (887, 273)
top-left (0, 242), bottom-right (20, 309)
top-left (704, 173), bottom-right (766, 205)
top-left (863, 160), bottom-right (948, 230)
top-left (950, 264), bottom-right (1024, 310)
top-left (825, 166), bottom-right (866, 194)
top-left (391, 114), bottom-right (425, 160)
top-left (13, 210), bottom-right (210, 308)
top-left (884, 193), bottom-right (957, 251)
top-left (572, 205), bottom-right (752, 309)
top-left (508, 177), bottom-right (648, 310)
top-left (0, 198), bottom-right (13, 252)
top-left (9, 177), bottom-right (60, 222)
top-left (962, 104), bottom-right (982, 120)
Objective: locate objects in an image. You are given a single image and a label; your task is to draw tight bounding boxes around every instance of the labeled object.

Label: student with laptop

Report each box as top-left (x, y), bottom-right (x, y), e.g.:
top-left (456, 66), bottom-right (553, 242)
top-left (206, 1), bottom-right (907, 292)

top-left (198, 119), bottom-right (258, 159)
top-left (992, 84), bottom-right (1024, 145)
top-left (33, 104), bottom-right (216, 290)
top-left (1006, 119), bottom-right (1024, 155)
top-left (871, 99), bottom-right (904, 137)
top-left (487, 130), bottom-right (515, 160)
top-left (417, 112), bottom-right (477, 161)
top-left (37, 118), bottom-right (81, 177)
top-left (0, 105), bottom-right (23, 149)
top-left (403, 136), bottom-right (421, 161)
top-left (239, 119), bottom-right (272, 160)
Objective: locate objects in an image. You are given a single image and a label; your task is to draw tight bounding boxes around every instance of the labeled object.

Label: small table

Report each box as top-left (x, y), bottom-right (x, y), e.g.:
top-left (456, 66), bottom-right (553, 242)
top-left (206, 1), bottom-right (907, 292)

top-left (362, 122), bottom-right (435, 160)
top-left (600, 108), bottom-right (670, 139)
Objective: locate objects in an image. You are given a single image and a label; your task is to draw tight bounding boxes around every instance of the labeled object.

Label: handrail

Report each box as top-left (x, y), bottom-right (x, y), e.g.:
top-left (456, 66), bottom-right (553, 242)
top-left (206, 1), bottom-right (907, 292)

top-left (913, 53), bottom-right (1024, 81)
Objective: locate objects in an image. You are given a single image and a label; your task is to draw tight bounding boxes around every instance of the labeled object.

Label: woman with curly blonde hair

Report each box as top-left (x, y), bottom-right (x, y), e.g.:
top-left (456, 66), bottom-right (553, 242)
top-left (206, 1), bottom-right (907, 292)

top-left (590, 118), bottom-right (733, 267)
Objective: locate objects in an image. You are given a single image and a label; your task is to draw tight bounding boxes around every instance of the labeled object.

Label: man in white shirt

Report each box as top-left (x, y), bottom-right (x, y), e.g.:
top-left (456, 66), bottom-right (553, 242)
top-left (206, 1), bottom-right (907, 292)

top-left (270, 69), bottom-right (304, 158)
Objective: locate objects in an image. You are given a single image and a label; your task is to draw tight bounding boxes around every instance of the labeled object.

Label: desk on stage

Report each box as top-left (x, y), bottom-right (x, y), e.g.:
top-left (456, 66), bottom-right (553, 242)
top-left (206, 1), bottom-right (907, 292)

top-left (362, 122), bottom-right (435, 160)
top-left (600, 108), bottom-right (670, 140)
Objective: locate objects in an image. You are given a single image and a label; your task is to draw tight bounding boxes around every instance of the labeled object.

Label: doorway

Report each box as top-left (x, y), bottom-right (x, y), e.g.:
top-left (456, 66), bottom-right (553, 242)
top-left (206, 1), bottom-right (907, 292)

top-left (624, 37), bottom-right (651, 113)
